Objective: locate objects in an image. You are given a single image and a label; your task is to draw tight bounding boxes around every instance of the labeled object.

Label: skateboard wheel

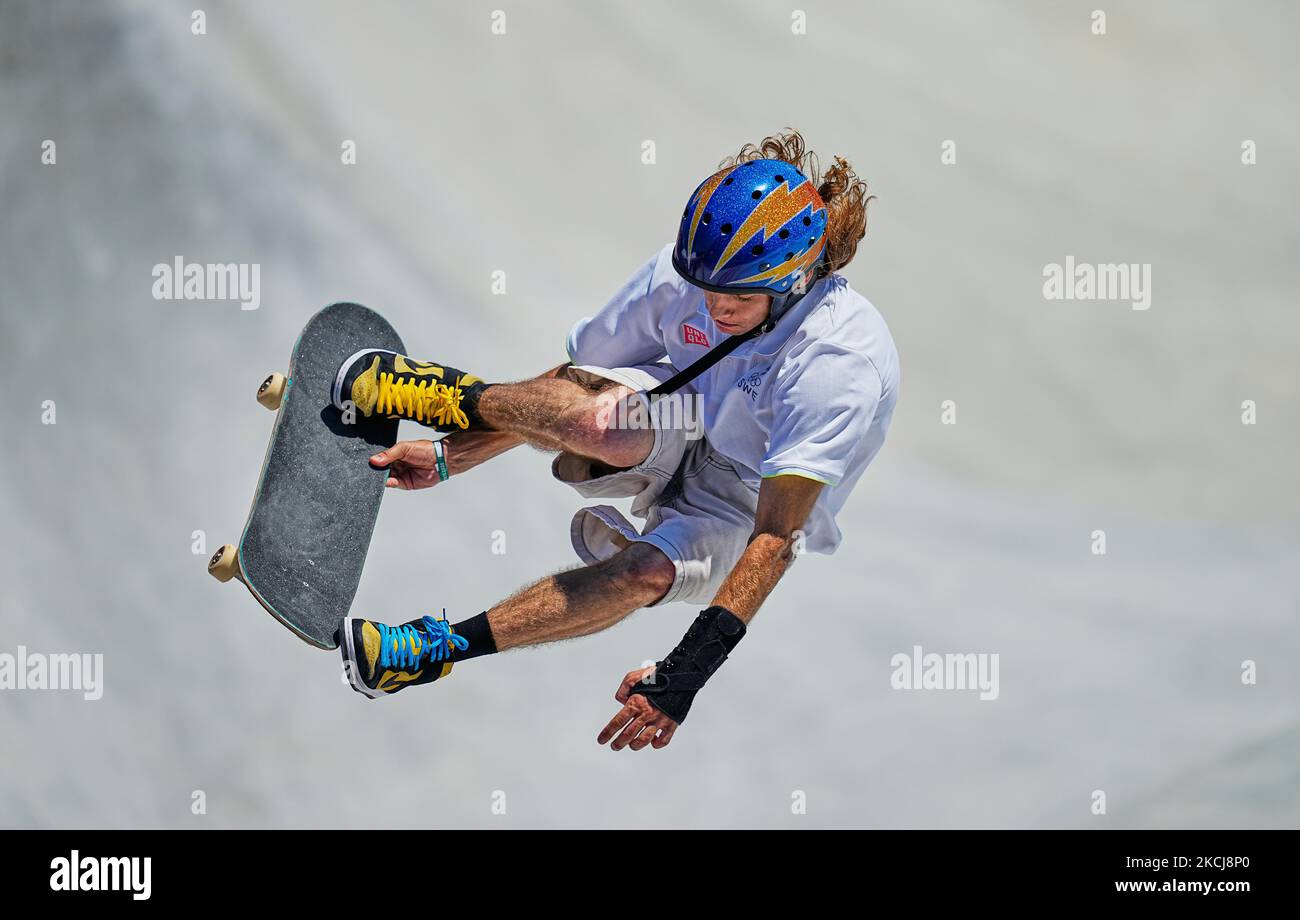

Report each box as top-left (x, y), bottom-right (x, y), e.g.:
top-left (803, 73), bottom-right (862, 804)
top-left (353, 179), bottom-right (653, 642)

top-left (208, 544), bottom-right (240, 583)
top-left (257, 373), bottom-right (286, 410)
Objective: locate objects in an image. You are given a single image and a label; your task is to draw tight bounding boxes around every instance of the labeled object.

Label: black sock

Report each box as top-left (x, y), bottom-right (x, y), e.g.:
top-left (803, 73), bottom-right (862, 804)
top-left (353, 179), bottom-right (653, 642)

top-left (461, 382), bottom-right (494, 430)
top-left (450, 612), bottom-right (497, 662)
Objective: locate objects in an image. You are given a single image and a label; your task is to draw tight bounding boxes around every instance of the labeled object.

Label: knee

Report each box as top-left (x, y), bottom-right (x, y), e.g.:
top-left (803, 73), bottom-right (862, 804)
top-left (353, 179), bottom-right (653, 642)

top-left (554, 392), bottom-right (607, 441)
top-left (557, 387), bottom-right (648, 468)
top-left (597, 543), bottom-right (676, 606)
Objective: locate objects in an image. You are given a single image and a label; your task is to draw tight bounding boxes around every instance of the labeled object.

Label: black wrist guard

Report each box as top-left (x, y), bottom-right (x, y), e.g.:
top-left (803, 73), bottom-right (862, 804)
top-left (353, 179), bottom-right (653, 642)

top-left (632, 605), bottom-right (746, 724)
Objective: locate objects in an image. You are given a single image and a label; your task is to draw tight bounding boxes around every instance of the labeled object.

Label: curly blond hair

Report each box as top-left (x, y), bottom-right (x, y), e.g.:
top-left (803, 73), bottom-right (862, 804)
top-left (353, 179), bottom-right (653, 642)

top-left (721, 129), bottom-right (872, 274)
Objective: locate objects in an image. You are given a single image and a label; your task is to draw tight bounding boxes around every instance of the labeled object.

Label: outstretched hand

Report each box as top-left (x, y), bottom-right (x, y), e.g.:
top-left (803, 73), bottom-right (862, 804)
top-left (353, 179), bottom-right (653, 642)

top-left (370, 439), bottom-right (444, 490)
top-left (597, 666), bottom-right (680, 751)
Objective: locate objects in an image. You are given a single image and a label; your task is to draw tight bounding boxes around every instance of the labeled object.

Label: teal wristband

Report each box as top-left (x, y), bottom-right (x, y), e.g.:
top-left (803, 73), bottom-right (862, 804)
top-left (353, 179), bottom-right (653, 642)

top-left (433, 438), bottom-right (450, 482)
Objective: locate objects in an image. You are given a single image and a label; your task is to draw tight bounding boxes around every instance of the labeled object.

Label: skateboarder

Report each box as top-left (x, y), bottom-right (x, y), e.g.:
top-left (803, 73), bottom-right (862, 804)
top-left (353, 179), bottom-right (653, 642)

top-left (336, 130), bottom-right (899, 751)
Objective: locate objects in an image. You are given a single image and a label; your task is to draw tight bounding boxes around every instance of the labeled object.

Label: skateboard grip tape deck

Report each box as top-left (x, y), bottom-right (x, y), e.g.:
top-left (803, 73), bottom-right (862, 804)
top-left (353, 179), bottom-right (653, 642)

top-left (219, 302), bottom-right (405, 649)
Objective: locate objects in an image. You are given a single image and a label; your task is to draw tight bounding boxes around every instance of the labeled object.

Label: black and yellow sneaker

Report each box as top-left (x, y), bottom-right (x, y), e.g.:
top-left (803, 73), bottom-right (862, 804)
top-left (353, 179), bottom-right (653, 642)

top-left (332, 349), bottom-right (490, 431)
top-left (340, 612), bottom-right (469, 699)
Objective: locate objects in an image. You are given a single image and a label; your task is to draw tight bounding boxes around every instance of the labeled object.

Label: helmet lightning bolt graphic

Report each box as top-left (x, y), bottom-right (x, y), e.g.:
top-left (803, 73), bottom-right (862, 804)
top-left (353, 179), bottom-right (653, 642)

top-left (711, 177), bottom-right (824, 281)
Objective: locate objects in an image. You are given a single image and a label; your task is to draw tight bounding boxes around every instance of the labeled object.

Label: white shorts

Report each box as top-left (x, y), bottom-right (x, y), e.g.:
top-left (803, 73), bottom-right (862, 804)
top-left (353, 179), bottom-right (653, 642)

top-left (551, 364), bottom-right (759, 606)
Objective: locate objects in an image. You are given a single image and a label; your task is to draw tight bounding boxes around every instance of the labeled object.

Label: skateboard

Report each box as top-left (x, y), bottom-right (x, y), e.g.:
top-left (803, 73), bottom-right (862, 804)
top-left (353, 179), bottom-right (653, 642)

top-left (207, 302), bottom-right (404, 649)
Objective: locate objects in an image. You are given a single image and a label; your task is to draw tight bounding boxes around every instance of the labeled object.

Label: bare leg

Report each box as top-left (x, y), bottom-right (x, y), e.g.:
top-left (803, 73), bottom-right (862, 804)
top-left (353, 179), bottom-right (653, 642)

top-left (487, 543), bottom-right (676, 651)
top-left (477, 371), bottom-right (654, 470)
top-left (444, 371), bottom-right (671, 648)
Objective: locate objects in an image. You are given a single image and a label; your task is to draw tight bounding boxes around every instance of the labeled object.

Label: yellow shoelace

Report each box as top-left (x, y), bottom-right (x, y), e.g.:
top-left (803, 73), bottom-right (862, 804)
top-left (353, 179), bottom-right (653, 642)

top-left (376, 373), bottom-right (469, 429)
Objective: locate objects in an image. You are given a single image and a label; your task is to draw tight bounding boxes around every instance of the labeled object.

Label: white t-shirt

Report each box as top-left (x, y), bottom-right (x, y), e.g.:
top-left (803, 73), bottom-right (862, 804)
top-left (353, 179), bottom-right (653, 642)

top-left (566, 243), bottom-right (899, 554)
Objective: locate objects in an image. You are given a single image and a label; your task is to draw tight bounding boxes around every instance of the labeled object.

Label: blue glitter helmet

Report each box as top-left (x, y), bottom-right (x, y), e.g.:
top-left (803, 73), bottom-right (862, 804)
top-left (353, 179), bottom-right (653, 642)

top-left (673, 158), bottom-right (828, 300)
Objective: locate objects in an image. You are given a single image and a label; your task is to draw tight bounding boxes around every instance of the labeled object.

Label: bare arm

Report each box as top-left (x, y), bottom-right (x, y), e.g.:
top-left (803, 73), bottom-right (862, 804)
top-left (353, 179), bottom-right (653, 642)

top-left (600, 473), bottom-right (825, 750)
top-left (712, 473), bottom-right (825, 622)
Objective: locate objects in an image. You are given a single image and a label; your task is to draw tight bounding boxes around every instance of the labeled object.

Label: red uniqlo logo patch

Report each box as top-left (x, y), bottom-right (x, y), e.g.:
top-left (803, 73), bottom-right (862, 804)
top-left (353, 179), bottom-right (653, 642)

top-left (682, 324), bottom-right (710, 347)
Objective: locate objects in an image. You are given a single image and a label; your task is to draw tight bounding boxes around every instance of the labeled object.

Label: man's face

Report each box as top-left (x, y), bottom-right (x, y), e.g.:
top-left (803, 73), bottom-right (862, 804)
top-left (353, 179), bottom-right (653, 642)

top-left (703, 290), bottom-right (772, 335)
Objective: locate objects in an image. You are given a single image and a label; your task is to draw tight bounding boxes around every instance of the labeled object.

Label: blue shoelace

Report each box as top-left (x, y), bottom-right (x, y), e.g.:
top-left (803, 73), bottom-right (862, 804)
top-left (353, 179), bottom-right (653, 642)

top-left (377, 614), bottom-right (469, 669)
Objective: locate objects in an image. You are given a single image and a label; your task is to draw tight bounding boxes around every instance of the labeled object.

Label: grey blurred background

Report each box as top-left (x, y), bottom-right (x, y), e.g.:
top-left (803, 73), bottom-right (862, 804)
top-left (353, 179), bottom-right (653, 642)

top-left (1, 0), bottom-right (1296, 828)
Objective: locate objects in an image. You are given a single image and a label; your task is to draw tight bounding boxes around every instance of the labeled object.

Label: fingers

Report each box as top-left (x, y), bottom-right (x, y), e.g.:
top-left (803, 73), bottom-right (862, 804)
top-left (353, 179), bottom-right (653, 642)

top-left (597, 704), bottom-right (634, 746)
top-left (626, 722), bottom-right (664, 751)
top-left (387, 467), bottom-right (437, 491)
top-left (597, 695), bottom-right (675, 751)
top-left (370, 439), bottom-right (421, 468)
top-left (610, 710), bottom-right (652, 751)
top-left (373, 441), bottom-right (441, 491)
top-left (615, 674), bottom-right (635, 704)
top-left (615, 667), bottom-right (655, 704)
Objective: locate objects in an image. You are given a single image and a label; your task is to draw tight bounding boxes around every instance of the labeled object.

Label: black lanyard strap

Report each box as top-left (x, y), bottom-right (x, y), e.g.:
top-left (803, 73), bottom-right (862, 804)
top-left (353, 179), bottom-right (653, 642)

top-left (646, 270), bottom-right (824, 399)
top-left (646, 327), bottom-right (762, 399)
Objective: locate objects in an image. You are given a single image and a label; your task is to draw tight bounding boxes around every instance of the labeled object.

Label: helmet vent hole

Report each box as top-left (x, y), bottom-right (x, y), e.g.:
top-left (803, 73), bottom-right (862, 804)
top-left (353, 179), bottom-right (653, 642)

top-left (750, 245), bottom-right (763, 256)
top-left (751, 190), bottom-right (762, 200)
top-left (778, 229), bottom-right (789, 239)
top-left (802, 216), bottom-right (811, 226)
top-left (774, 174), bottom-right (784, 183)
top-left (785, 252), bottom-right (794, 261)
top-left (702, 212), bottom-right (711, 225)
top-left (720, 223), bottom-right (732, 235)
top-left (724, 177), bottom-right (733, 185)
